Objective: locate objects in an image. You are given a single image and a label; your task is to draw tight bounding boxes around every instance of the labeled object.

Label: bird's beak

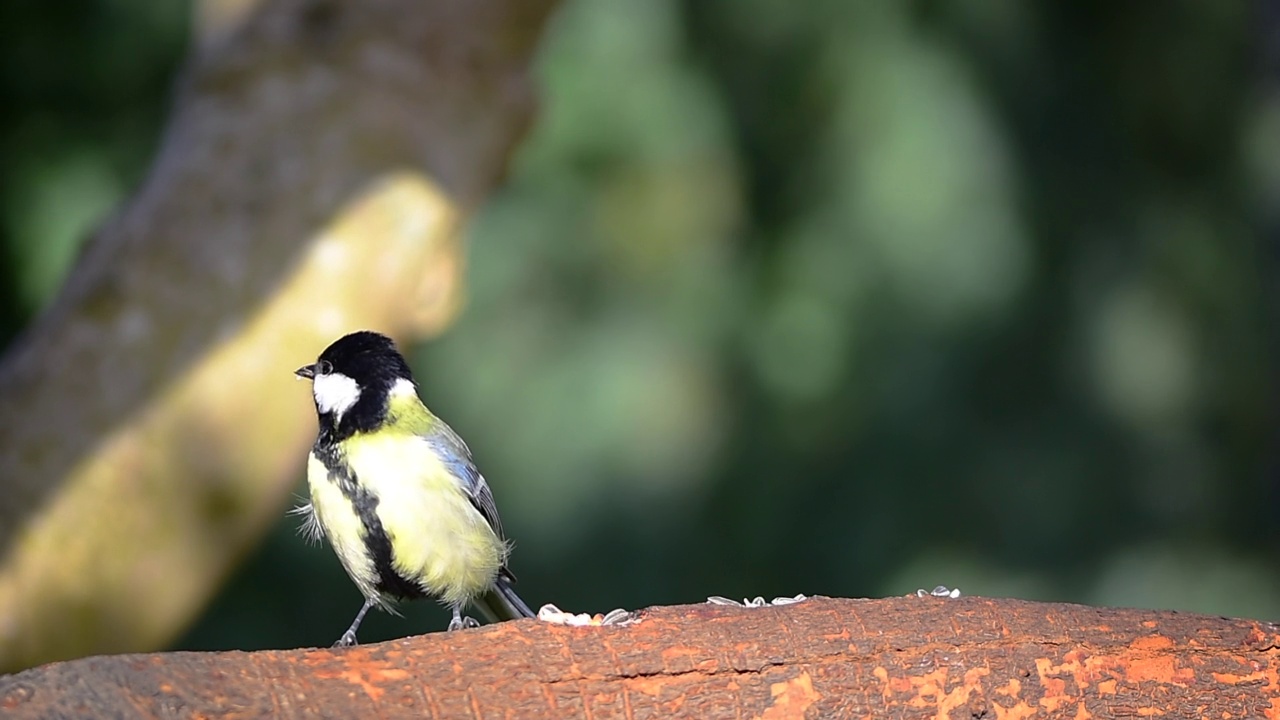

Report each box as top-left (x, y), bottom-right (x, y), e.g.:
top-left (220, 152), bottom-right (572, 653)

top-left (295, 364), bottom-right (316, 380)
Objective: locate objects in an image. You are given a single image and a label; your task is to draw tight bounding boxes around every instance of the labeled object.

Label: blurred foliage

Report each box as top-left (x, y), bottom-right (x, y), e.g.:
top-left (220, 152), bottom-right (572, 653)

top-left (1, 0), bottom-right (1276, 651)
top-left (0, 0), bottom-right (187, 330)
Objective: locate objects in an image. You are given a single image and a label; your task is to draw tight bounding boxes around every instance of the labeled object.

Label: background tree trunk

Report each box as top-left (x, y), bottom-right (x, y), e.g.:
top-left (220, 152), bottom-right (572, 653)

top-left (3, 596), bottom-right (1277, 719)
top-left (0, 0), bottom-right (559, 673)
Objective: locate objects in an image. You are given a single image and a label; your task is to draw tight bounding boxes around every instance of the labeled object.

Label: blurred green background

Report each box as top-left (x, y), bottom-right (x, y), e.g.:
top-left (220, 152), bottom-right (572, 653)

top-left (2, 0), bottom-right (1277, 650)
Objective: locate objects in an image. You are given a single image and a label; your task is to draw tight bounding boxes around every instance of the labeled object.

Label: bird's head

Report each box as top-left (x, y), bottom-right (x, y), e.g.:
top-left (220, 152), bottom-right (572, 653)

top-left (296, 330), bottom-right (416, 432)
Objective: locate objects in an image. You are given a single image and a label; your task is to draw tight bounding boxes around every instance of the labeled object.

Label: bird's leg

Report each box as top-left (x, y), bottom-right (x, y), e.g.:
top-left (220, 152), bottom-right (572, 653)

top-left (448, 606), bottom-right (481, 631)
top-left (335, 598), bottom-right (376, 647)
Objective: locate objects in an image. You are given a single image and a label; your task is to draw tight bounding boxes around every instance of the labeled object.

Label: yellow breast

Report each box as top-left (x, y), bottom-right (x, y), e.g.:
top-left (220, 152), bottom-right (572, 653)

top-left (308, 431), bottom-right (507, 608)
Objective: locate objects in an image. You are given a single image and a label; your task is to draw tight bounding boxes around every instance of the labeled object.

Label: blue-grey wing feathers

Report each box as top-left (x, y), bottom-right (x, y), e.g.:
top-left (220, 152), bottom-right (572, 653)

top-left (424, 421), bottom-right (505, 540)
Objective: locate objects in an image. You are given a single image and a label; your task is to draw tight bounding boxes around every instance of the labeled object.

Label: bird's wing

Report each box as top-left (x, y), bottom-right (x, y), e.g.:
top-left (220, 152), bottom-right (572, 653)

top-left (423, 421), bottom-right (505, 539)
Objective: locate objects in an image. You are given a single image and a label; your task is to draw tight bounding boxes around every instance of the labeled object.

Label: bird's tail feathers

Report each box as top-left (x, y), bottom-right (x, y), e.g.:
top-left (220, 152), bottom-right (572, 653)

top-left (472, 569), bottom-right (535, 623)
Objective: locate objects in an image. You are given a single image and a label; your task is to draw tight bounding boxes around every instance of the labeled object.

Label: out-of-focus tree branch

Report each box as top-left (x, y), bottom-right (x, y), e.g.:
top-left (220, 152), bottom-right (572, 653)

top-left (0, 0), bottom-right (559, 672)
top-left (3, 597), bottom-right (1279, 719)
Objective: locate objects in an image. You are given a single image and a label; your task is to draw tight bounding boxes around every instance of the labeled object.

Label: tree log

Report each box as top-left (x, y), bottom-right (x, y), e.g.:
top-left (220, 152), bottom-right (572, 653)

top-left (2, 596), bottom-right (1277, 719)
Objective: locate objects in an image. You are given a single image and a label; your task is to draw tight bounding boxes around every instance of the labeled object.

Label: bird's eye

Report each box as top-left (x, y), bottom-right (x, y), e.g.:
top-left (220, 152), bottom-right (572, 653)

top-left (316, 360), bottom-right (333, 375)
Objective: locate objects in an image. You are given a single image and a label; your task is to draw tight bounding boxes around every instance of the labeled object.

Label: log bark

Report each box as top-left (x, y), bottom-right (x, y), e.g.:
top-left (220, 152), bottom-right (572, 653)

top-left (0, 0), bottom-right (559, 672)
top-left (3, 596), bottom-right (1278, 719)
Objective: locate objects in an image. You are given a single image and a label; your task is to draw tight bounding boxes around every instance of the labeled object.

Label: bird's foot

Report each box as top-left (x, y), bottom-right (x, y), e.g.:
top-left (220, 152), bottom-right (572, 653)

top-left (448, 613), bottom-right (481, 631)
top-left (333, 598), bottom-right (375, 647)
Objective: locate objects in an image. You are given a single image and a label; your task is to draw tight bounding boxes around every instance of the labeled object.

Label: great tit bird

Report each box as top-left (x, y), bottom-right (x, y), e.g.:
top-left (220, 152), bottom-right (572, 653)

top-left (294, 330), bottom-right (534, 646)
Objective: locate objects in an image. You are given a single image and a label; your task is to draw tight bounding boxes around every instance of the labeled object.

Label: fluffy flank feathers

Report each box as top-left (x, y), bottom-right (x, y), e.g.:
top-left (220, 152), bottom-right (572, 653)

top-left (289, 499), bottom-right (325, 544)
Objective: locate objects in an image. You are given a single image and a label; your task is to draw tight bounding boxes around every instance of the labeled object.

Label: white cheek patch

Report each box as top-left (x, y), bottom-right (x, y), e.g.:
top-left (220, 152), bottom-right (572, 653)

top-left (313, 372), bottom-right (361, 419)
top-left (390, 377), bottom-right (417, 398)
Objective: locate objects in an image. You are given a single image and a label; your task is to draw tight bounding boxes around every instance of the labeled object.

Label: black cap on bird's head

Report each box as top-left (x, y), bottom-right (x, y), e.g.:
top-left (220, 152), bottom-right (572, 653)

top-left (296, 331), bottom-right (417, 433)
top-left (296, 331), bottom-right (414, 384)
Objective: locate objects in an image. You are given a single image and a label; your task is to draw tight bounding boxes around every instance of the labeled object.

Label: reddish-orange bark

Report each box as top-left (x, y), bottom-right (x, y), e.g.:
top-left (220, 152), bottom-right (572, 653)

top-left (3, 596), bottom-right (1278, 719)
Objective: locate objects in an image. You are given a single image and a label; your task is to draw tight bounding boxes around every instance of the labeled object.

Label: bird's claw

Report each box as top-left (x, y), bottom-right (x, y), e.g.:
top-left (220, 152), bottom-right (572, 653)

top-left (448, 614), bottom-right (481, 631)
